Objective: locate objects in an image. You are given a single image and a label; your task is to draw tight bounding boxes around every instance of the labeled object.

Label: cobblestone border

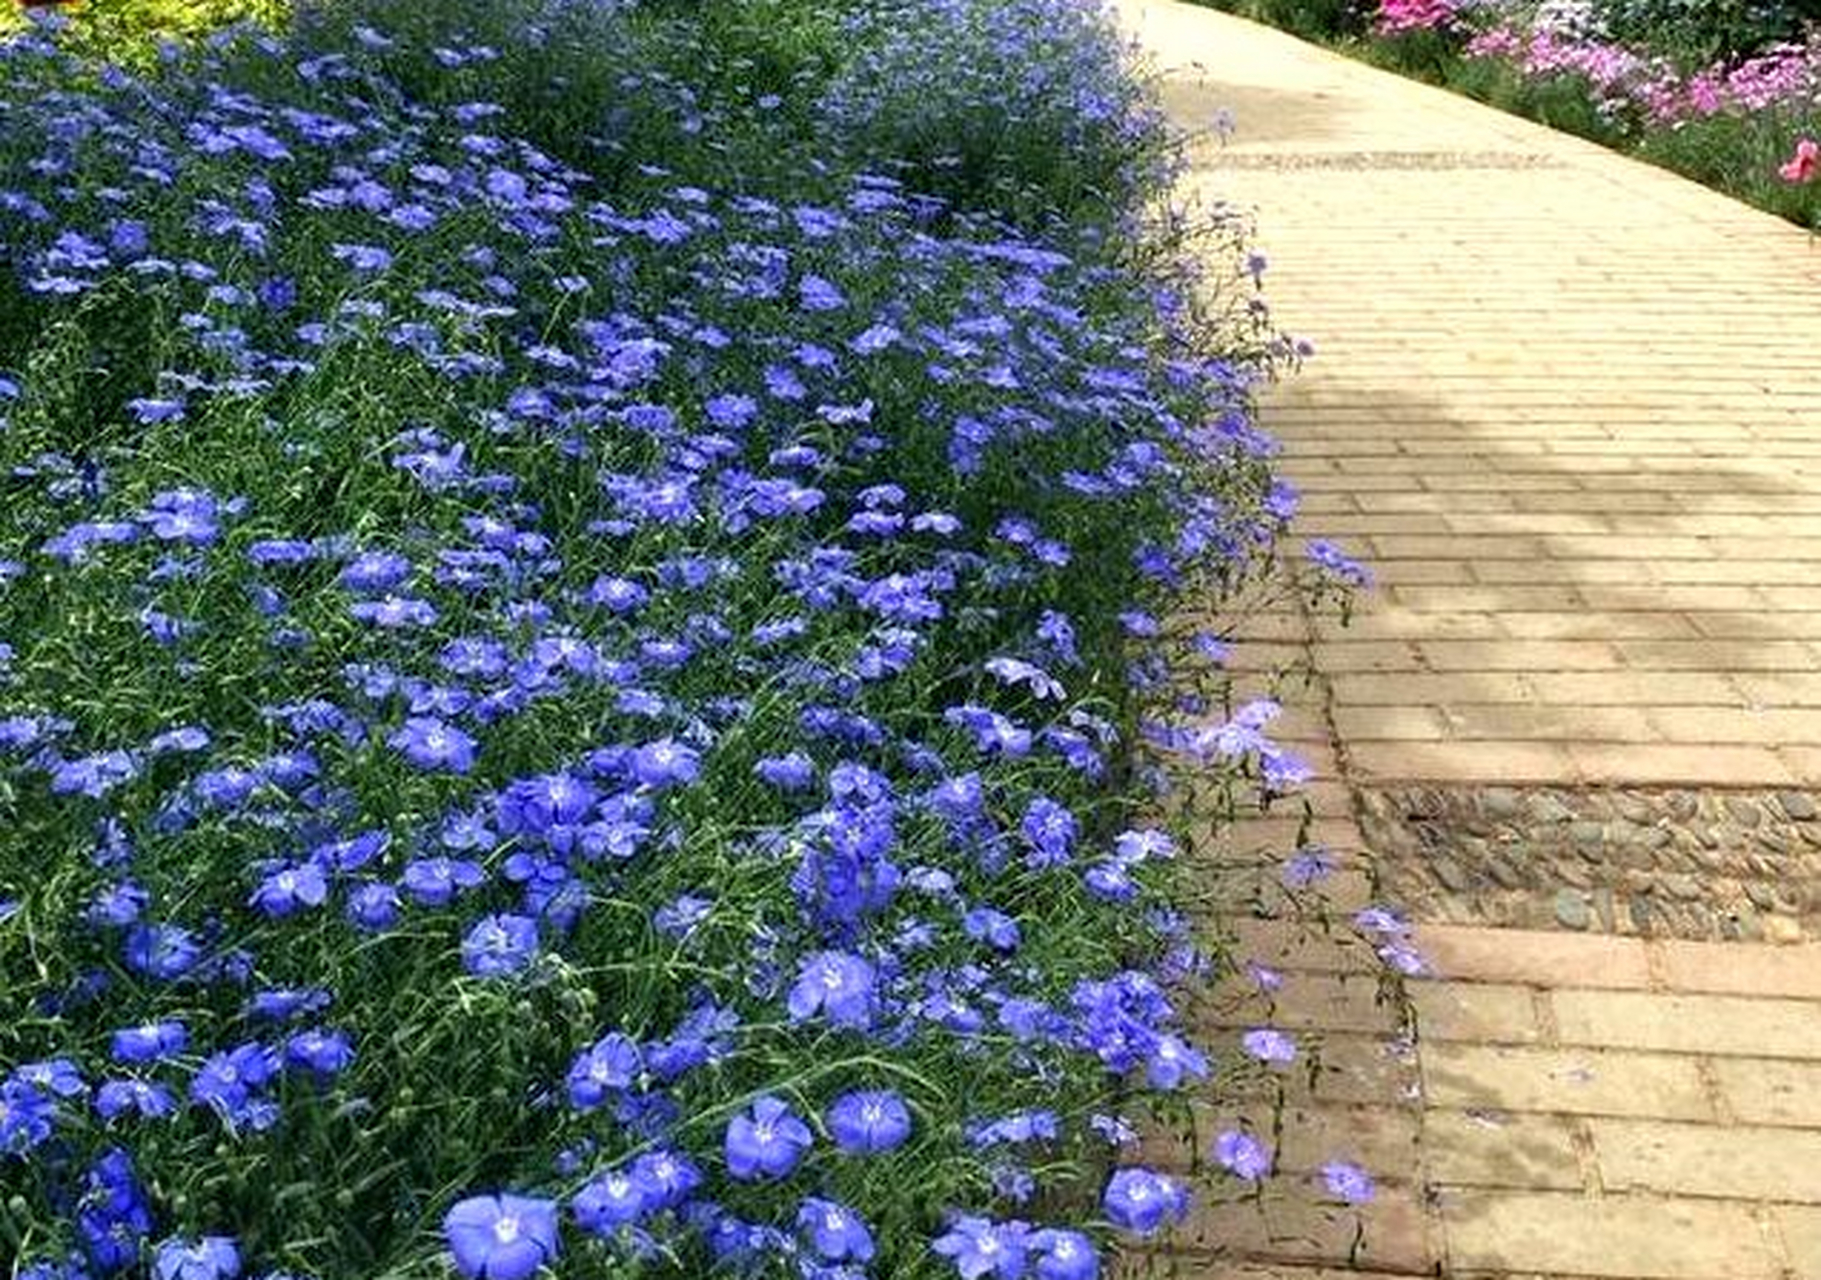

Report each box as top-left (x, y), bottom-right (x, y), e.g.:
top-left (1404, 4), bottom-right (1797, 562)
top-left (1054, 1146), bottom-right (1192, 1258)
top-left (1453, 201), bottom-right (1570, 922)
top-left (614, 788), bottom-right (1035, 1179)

top-left (1358, 786), bottom-right (1821, 942)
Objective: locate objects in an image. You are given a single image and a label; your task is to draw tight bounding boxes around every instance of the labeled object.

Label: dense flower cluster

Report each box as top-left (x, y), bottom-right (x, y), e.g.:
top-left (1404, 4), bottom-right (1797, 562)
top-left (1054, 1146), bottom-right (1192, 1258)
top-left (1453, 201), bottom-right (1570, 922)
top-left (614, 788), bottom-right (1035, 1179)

top-left (0, 0), bottom-right (1356, 1276)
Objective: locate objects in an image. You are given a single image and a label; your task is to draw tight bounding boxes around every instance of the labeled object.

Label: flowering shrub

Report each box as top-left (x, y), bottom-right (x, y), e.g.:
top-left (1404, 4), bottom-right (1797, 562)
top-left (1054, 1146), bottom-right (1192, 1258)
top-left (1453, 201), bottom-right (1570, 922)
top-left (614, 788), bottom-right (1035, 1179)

top-left (0, 0), bottom-right (1362, 1276)
top-left (1374, 0), bottom-right (1457, 37)
top-left (0, 0), bottom-right (285, 57)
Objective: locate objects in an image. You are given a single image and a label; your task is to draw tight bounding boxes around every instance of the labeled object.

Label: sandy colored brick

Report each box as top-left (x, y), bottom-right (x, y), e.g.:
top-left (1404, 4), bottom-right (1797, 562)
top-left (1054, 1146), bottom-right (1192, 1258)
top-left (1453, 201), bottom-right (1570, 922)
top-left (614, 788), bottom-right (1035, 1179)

top-left (1777, 1207), bottom-right (1821, 1280)
top-left (1199, 972), bottom-right (1405, 1038)
top-left (1434, 703), bottom-right (1660, 742)
top-left (1409, 982), bottom-right (1540, 1044)
top-left (1412, 925), bottom-right (1651, 989)
top-left (1173, 1182), bottom-right (1437, 1275)
top-left (1524, 671), bottom-right (1745, 706)
top-left (1650, 706), bottom-right (1821, 746)
top-left (1710, 1058), bottom-right (1821, 1129)
top-left (1259, 1034), bottom-right (1423, 1109)
top-left (1326, 672), bottom-right (1534, 705)
top-left (1416, 640), bottom-right (1624, 671)
top-left (1657, 940), bottom-right (1821, 1000)
top-left (1164, 1103), bottom-right (1422, 1179)
top-left (1441, 1191), bottom-right (1783, 1278)
top-left (1348, 740), bottom-right (1578, 784)
top-left (1592, 1118), bottom-right (1821, 1202)
top-left (1424, 1109), bottom-right (1582, 1190)
top-left (1568, 743), bottom-right (1794, 786)
top-left (1422, 1044), bottom-right (1714, 1120)
top-left (1552, 989), bottom-right (1821, 1058)
top-left (1225, 919), bottom-right (1384, 976)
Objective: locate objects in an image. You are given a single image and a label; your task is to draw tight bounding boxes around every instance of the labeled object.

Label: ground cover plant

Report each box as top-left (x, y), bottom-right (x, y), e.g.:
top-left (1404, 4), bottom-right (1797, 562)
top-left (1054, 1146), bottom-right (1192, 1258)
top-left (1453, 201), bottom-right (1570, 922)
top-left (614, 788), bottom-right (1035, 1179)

top-left (0, 0), bottom-right (1387, 1276)
top-left (1201, 0), bottom-right (1821, 228)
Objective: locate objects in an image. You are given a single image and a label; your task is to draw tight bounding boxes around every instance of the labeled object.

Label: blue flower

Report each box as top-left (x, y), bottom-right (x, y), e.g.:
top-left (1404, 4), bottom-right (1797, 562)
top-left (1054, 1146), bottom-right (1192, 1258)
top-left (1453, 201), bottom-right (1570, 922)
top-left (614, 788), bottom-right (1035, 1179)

top-left (1214, 1130), bottom-right (1272, 1181)
top-left (1100, 1168), bottom-right (1188, 1236)
top-left (962, 907), bottom-right (1021, 954)
top-left (1241, 1028), bottom-right (1296, 1065)
top-left (571, 1170), bottom-right (647, 1233)
top-left (285, 1028), bottom-right (355, 1079)
top-left (1321, 1160), bottom-right (1376, 1204)
top-left (153, 1236), bottom-right (240, 1280)
top-left (403, 857), bottom-right (487, 906)
top-left (250, 863), bottom-right (328, 918)
top-left (932, 1216), bottom-right (1028, 1280)
top-left (390, 717), bottom-right (478, 773)
top-left (565, 1033), bottom-right (641, 1111)
top-left (797, 1197), bottom-right (874, 1262)
top-left (627, 1149), bottom-right (701, 1210)
top-left (110, 1021), bottom-right (189, 1064)
top-left (1030, 1228), bottom-right (1097, 1280)
top-left (462, 914), bottom-right (540, 977)
top-left (443, 1194), bottom-right (560, 1280)
top-left (1144, 1034), bottom-right (1207, 1090)
top-left (630, 738), bottom-right (699, 789)
top-left (825, 1089), bottom-right (912, 1154)
top-left (787, 951), bottom-right (876, 1028)
top-left (95, 1079), bottom-right (176, 1121)
top-left (725, 1095), bottom-right (813, 1180)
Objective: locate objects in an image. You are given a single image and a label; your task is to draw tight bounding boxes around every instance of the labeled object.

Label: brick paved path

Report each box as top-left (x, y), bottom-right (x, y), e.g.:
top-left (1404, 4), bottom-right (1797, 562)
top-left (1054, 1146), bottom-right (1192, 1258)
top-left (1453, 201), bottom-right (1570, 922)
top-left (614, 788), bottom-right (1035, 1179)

top-left (1117, 2), bottom-right (1821, 1277)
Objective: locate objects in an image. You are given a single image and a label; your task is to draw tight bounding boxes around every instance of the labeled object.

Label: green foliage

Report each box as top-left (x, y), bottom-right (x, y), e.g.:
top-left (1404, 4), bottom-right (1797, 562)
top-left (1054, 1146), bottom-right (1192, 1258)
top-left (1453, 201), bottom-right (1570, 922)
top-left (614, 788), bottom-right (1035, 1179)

top-left (1197, 0), bottom-right (1371, 41)
top-left (0, 0), bottom-right (285, 59)
top-left (1600, 0), bottom-right (1820, 64)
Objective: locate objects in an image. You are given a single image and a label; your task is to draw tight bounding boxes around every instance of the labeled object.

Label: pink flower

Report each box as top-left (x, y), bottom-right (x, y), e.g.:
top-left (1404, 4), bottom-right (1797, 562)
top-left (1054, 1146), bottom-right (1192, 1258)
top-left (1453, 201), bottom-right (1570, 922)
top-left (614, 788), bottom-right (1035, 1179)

top-left (1779, 137), bottom-right (1819, 184)
top-left (1376, 0), bottom-right (1454, 35)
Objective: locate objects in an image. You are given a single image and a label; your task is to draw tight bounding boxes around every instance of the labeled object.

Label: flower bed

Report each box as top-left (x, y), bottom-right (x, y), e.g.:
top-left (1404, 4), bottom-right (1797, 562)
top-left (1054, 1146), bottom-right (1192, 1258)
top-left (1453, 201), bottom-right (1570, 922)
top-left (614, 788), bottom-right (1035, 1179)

top-left (1204, 0), bottom-right (1821, 228)
top-left (0, 0), bottom-right (1379, 1276)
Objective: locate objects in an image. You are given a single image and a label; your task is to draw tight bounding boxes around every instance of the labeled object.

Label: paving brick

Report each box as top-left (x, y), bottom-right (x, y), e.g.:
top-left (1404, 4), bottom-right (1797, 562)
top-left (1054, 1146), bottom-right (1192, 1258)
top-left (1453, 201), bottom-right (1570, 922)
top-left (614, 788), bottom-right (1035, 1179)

top-left (1257, 1034), bottom-right (1423, 1109)
top-left (1441, 1191), bottom-right (1783, 1277)
top-left (1174, 1181), bottom-right (1437, 1274)
top-left (1412, 925), bottom-right (1651, 989)
top-left (1225, 920), bottom-right (1384, 976)
top-left (1552, 989), bottom-right (1821, 1058)
top-left (1710, 1058), bottom-right (1821, 1129)
top-left (1568, 743), bottom-right (1795, 786)
top-left (1416, 640), bottom-right (1624, 671)
top-left (1199, 972), bottom-right (1405, 1038)
top-left (1112, 1261), bottom-right (1414, 1280)
top-left (1409, 982), bottom-right (1540, 1044)
top-left (1422, 1044), bottom-right (1714, 1120)
top-left (1424, 1109), bottom-right (1582, 1190)
top-left (1776, 1207), bottom-right (1821, 1279)
top-left (1656, 940), bottom-right (1821, 1000)
top-left (1592, 1118), bottom-right (1821, 1202)
top-left (1349, 740), bottom-right (1578, 784)
top-left (1327, 672), bottom-right (1535, 705)
top-left (1524, 672), bottom-right (1744, 706)
top-left (1164, 1102), bottom-right (1422, 1179)
top-left (1434, 703), bottom-right (1660, 742)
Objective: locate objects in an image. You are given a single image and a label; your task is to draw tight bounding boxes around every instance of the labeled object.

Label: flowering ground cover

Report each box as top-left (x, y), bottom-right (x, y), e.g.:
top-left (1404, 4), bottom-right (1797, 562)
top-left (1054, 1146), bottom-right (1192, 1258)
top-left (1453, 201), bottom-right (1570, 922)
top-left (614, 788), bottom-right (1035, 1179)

top-left (1203, 0), bottom-right (1821, 227)
top-left (0, 0), bottom-right (1383, 1276)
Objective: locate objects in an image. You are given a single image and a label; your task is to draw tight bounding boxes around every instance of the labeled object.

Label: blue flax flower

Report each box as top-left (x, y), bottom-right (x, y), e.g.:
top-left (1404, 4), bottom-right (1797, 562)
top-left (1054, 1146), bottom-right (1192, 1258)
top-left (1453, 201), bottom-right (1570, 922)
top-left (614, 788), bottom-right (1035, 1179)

top-left (825, 1089), bottom-right (912, 1154)
top-left (787, 951), bottom-right (875, 1028)
top-left (153, 1237), bottom-right (239, 1280)
top-left (462, 915), bottom-right (540, 977)
top-left (932, 1216), bottom-right (1028, 1280)
top-left (1101, 1168), bottom-right (1189, 1236)
top-left (725, 1095), bottom-right (813, 1180)
top-left (1030, 1228), bottom-right (1098, 1280)
top-left (443, 1194), bottom-right (560, 1280)
top-left (797, 1197), bottom-right (874, 1262)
